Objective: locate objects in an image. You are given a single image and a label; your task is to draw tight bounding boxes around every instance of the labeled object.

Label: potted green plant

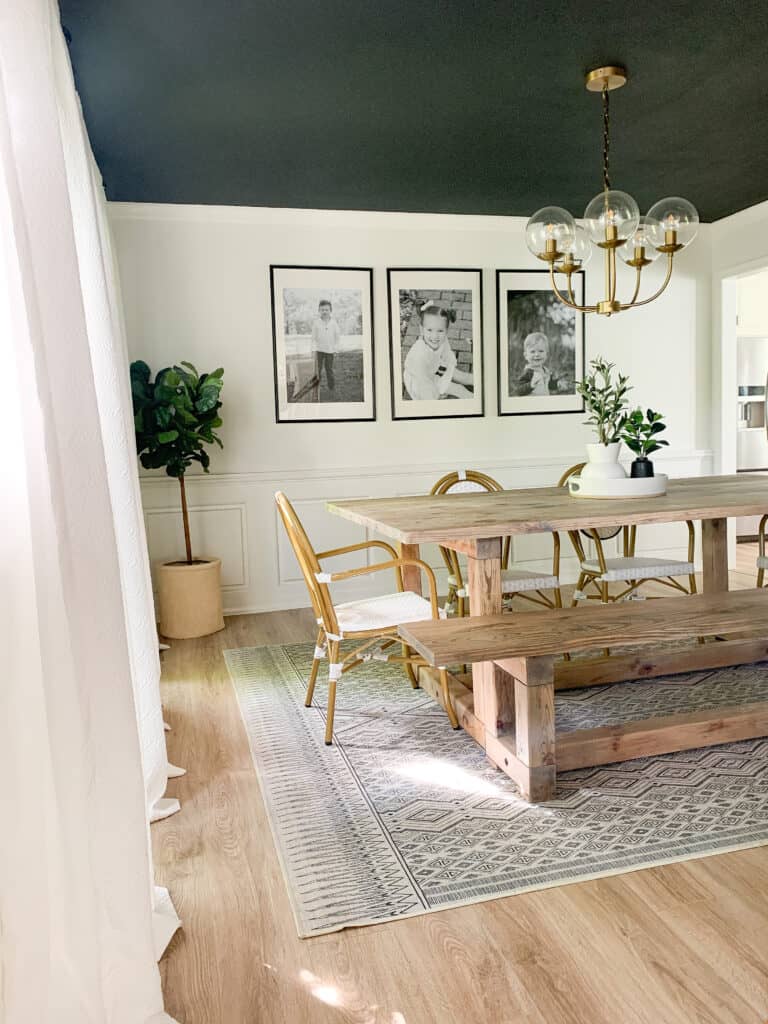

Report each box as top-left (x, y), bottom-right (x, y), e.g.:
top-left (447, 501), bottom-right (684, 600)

top-left (130, 360), bottom-right (225, 639)
top-left (574, 357), bottom-right (632, 481)
top-left (620, 407), bottom-right (669, 478)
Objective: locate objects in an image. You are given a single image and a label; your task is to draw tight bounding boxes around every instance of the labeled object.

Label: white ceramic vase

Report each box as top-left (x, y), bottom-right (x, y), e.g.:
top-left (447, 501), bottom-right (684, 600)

top-left (581, 442), bottom-right (627, 481)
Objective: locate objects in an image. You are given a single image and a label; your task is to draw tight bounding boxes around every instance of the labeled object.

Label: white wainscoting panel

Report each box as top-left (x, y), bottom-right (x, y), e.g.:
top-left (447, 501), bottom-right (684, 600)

top-left (144, 503), bottom-right (248, 589)
top-left (138, 450), bottom-right (714, 615)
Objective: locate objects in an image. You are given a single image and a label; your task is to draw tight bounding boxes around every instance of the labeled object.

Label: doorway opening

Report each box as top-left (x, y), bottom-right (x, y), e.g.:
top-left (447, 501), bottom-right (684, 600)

top-left (720, 264), bottom-right (768, 542)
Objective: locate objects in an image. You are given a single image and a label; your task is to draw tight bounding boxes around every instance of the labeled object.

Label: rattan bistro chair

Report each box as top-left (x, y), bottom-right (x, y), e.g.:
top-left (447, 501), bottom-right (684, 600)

top-left (275, 492), bottom-right (458, 744)
top-left (430, 470), bottom-right (562, 614)
top-left (558, 463), bottom-right (698, 604)
top-left (756, 515), bottom-right (768, 586)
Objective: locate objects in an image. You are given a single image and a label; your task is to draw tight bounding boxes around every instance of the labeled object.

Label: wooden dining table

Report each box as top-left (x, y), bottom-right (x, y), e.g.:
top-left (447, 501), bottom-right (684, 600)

top-left (327, 475), bottom-right (768, 745)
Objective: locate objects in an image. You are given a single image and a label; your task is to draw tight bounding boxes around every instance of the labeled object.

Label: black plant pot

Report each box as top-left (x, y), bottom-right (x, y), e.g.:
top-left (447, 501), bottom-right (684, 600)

top-left (630, 457), bottom-right (654, 478)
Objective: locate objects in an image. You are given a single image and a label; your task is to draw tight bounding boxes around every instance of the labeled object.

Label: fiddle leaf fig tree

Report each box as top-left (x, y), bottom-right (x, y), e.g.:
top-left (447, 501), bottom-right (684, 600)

top-left (130, 360), bottom-right (224, 564)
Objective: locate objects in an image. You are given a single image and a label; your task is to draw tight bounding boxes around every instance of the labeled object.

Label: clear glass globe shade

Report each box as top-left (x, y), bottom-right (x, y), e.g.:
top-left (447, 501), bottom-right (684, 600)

top-left (646, 197), bottom-right (699, 249)
top-left (618, 216), bottom-right (662, 264)
top-left (583, 190), bottom-right (640, 244)
top-left (559, 225), bottom-right (593, 267)
top-left (525, 206), bottom-right (576, 258)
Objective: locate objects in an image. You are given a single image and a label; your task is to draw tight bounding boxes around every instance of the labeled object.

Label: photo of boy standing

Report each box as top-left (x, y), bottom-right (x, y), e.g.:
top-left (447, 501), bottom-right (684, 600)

top-left (311, 299), bottom-right (340, 392)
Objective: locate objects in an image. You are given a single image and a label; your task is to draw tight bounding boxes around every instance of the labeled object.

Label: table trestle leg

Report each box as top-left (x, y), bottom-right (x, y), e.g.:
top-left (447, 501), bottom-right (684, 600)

top-left (484, 655), bottom-right (557, 802)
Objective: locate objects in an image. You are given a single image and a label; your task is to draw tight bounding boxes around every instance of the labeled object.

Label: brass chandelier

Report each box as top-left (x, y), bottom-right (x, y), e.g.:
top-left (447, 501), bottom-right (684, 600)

top-left (525, 65), bottom-right (699, 316)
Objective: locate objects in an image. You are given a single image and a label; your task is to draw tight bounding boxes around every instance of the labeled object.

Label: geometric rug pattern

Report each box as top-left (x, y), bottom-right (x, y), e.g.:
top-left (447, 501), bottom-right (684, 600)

top-left (225, 643), bottom-right (768, 937)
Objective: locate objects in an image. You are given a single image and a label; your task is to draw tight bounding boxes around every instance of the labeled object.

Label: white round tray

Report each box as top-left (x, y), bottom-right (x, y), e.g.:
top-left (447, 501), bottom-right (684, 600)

top-left (568, 472), bottom-right (667, 498)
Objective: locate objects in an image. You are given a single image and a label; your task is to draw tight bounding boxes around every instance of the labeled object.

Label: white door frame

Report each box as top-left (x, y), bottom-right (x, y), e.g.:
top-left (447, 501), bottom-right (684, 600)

top-left (713, 255), bottom-right (768, 476)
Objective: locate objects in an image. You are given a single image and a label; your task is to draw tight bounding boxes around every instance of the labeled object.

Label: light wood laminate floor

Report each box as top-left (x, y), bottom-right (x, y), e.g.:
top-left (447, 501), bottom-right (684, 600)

top-left (154, 547), bottom-right (768, 1024)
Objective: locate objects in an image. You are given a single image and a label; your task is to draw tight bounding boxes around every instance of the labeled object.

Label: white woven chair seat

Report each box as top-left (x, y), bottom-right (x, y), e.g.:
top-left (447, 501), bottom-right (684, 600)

top-left (757, 555), bottom-right (768, 569)
top-left (581, 556), bottom-right (695, 582)
top-left (332, 590), bottom-right (444, 635)
top-left (501, 569), bottom-right (559, 593)
top-left (445, 479), bottom-right (488, 494)
top-left (448, 570), bottom-right (558, 594)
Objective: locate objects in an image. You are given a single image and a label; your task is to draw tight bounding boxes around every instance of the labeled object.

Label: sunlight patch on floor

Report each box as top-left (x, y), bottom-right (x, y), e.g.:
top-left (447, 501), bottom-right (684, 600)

top-left (394, 757), bottom-right (516, 800)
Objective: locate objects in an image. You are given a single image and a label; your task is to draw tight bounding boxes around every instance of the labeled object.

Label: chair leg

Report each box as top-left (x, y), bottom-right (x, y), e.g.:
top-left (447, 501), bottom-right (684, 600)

top-left (305, 629), bottom-right (325, 707)
top-left (440, 668), bottom-right (459, 729)
top-left (457, 594), bottom-right (466, 617)
top-left (571, 572), bottom-right (587, 607)
top-left (403, 643), bottom-right (420, 689)
top-left (325, 639), bottom-right (341, 746)
top-left (600, 582), bottom-right (610, 658)
top-left (759, 568), bottom-right (765, 589)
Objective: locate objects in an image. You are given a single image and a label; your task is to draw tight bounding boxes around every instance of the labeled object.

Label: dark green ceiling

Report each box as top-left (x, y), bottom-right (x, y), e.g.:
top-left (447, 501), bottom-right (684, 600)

top-left (59, 0), bottom-right (768, 222)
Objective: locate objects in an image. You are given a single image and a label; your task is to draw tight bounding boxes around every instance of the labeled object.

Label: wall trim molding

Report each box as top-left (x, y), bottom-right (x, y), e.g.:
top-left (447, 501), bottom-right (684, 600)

top-left (138, 449), bottom-right (715, 488)
top-left (108, 201), bottom-right (529, 232)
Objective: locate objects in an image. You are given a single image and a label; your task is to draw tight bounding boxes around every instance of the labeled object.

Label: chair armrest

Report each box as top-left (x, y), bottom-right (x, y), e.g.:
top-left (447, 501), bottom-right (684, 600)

top-left (316, 539), bottom-right (399, 561)
top-left (316, 558), bottom-right (440, 617)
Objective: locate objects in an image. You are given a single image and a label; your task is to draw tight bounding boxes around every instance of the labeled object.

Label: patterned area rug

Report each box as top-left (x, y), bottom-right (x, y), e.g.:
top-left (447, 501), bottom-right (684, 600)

top-left (225, 643), bottom-right (768, 937)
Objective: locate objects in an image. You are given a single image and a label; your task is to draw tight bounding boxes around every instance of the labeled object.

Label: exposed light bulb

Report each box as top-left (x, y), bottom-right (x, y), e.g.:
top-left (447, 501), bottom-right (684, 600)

top-left (583, 190), bottom-right (639, 244)
top-left (525, 207), bottom-right (576, 260)
top-left (647, 198), bottom-right (699, 249)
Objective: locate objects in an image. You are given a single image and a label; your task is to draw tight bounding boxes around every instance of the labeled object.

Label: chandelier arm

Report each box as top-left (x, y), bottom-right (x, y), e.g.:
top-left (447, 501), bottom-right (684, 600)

top-left (628, 266), bottom-right (643, 305)
top-left (609, 247), bottom-right (618, 303)
top-left (566, 272), bottom-right (577, 305)
top-left (549, 265), bottom-right (596, 312)
top-left (623, 253), bottom-right (674, 309)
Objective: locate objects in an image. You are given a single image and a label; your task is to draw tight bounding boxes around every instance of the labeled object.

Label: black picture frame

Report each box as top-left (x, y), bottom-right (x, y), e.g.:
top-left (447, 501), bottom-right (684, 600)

top-left (496, 268), bottom-right (586, 417)
top-left (387, 267), bottom-right (484, 421)
top-left (270, 264), bottom-right (376, 424)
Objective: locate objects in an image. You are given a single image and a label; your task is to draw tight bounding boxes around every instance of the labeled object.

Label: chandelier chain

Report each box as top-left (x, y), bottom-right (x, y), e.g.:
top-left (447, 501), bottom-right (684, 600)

top-left (602, 84), bottom-right (611, 192)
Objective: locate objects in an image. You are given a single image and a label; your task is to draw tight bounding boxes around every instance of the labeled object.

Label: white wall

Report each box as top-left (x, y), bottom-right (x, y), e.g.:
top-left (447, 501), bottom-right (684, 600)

top-left (110, 203), bottom-right (714, 613)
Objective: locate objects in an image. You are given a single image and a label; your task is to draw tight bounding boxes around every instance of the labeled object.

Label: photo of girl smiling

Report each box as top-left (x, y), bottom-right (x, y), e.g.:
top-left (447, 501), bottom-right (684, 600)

top-left (403, 301), bottom-right (474, 400)
top-left (388, 269), bottom-right (483, 421)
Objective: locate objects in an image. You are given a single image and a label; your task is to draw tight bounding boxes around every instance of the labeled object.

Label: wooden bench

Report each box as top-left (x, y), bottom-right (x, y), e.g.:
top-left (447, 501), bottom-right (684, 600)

top-left (399, 589), bottom-right (768, 802)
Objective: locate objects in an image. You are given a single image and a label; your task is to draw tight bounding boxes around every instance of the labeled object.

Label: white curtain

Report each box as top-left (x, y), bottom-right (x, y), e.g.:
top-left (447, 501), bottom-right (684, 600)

top-left (0, 2), bottom-right (178, 1021)
top-left (51, 3), bottom-right (184, 834)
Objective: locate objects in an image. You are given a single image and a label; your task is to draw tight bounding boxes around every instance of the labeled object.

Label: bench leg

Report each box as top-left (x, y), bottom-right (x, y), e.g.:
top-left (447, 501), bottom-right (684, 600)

top-left (514, 658), bottom-right (556, 802)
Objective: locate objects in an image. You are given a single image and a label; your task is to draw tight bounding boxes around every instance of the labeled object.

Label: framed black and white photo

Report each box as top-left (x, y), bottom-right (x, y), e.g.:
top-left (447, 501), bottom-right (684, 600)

top-left (497, 269), bottom-right (585, 416)
top-left (270, 265), bottom-right (375, 423)
top-left (387, 268), bottom-right (483, 420)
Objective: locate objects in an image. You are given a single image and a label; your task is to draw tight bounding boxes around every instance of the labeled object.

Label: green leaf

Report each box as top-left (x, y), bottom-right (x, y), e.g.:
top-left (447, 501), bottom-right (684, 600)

top-left (157, 429), bottom-right (179, 443)
top-left (156, 405), bottom-right (174, 429)
top-left (130, 360), bottom-right (151, 384)
top-left (195, 390), bottom-right (220, 413)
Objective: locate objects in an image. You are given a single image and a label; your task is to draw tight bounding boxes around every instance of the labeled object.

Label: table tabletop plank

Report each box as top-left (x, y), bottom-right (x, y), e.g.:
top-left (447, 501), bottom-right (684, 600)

top-left (399, 588), bottom-right (768, 664)
top-left (327, 475), bottom-right (768, 543)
